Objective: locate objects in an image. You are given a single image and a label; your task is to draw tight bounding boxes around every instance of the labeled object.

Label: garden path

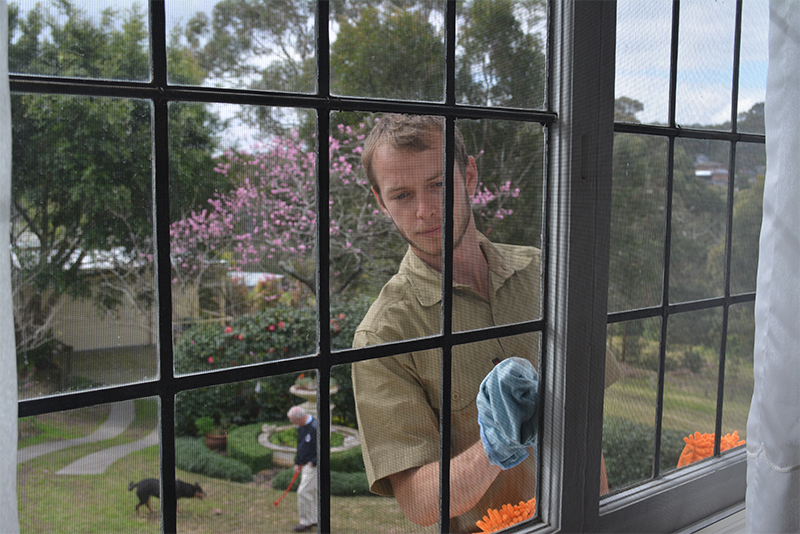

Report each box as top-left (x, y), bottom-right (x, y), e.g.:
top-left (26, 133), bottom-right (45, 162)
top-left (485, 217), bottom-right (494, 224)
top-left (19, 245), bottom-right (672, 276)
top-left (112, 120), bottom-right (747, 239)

top-left (16, 399), bottom-right (159, 474)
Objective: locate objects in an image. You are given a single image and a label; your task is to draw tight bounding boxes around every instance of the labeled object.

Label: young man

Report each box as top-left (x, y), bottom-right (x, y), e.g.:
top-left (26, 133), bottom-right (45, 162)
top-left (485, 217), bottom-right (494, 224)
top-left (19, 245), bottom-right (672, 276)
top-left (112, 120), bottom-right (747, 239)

top-left (288, 405), bottom-right (317, 532)
top-left (351, 114), bottom-right (621, 533)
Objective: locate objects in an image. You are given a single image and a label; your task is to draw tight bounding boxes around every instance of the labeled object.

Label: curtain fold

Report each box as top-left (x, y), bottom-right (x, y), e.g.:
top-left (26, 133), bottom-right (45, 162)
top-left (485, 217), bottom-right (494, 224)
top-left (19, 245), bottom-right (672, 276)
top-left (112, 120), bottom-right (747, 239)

top-left (745, 2), bottom-right (800, 532)
top-left (0, 0), bottom-right (21, 530)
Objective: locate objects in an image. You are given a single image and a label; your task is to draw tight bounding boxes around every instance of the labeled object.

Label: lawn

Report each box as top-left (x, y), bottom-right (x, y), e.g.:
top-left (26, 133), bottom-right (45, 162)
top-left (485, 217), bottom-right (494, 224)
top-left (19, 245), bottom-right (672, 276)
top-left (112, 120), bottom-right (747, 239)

top-left (17, 401), bottom-right (433, 534)
top-left (18, 358), bottom-right (753, 532)
top-left (604, 363), bottom-right (753, 438)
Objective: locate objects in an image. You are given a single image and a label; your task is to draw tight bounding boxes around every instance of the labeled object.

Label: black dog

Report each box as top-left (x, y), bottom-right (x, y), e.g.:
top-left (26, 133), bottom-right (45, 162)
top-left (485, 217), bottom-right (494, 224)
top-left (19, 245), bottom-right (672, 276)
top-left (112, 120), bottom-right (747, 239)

top-left (128, 478), bottom-right (206, 514)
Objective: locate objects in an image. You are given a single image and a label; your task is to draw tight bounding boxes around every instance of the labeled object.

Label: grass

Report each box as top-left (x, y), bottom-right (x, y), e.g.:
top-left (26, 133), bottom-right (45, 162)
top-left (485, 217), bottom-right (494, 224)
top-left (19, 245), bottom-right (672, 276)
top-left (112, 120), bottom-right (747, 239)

top-left (17, 401), bottom-right (433, 534)
top-left (18, 351), bottom-right (753, 532)
top-left (604, 365), bottom-right (752, 438)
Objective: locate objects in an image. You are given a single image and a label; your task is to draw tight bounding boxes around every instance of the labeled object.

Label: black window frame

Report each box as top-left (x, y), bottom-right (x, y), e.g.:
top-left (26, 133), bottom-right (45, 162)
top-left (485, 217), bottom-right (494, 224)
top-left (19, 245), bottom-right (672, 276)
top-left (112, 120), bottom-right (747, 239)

top-left (11, 1), bottom-right (759, 533)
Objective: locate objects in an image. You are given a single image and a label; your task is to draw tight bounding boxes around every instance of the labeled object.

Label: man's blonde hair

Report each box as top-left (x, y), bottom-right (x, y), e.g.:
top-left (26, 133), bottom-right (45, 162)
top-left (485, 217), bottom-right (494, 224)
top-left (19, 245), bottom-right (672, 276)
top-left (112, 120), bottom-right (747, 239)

top-left (361, 114), bottom-right (469, 196)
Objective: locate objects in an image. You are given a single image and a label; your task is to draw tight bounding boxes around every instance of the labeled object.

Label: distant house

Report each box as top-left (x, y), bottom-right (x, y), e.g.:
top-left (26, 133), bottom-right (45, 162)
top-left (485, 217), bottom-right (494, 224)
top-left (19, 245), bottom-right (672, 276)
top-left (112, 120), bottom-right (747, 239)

top-left (695, 155), bottom-right (729, 187)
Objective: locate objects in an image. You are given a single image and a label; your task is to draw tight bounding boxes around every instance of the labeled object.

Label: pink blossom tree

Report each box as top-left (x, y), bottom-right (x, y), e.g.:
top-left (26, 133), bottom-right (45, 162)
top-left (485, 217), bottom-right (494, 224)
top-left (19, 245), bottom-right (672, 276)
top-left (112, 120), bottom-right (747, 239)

top-left (169, 121), bottom-right (524, 307)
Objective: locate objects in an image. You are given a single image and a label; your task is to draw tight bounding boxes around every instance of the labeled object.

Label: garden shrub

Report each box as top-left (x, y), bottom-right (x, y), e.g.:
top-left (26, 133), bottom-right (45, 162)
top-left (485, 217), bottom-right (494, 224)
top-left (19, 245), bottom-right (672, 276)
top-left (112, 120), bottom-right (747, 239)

top-left (272, 468), bottom-right (372, 497)
top-left (330, 445), bottom-right (365, 473)
top-left (228, 424), bottom-right (273, 473)
top-left (175, 436), bottom-right (253, 483)
top-left (602, 416), bottom-right (689, 490)
top-left (174, 297), bottom-right (373, 435)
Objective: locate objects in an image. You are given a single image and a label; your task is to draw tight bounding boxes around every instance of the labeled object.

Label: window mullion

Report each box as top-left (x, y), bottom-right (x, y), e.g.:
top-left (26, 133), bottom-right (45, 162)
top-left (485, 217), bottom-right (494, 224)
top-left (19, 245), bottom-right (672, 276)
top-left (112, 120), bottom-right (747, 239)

top-left (547, 0), bottom-right (617, 531)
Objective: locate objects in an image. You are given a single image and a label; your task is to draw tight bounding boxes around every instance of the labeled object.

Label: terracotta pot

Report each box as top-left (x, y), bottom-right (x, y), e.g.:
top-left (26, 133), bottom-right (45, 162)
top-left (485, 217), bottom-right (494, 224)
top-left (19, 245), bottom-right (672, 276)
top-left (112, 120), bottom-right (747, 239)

top-left (204, 433), bottom-right (227, 450)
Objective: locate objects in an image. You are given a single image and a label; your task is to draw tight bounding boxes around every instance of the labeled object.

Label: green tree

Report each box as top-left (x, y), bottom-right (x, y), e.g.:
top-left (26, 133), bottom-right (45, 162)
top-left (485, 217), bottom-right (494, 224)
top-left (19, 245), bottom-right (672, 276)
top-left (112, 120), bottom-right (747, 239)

top-left (9, 1), bottom-right (223, 353)
top-left (331, 6), bottom-right (444, 101)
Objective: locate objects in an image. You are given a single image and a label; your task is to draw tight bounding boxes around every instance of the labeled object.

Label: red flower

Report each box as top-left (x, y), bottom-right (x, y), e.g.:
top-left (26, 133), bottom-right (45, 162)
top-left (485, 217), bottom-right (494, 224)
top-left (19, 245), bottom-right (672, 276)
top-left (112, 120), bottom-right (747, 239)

top-left (225, 326), bottom-right (233, 334)
top-left (208, 356), bottom-right (214, 364)
top-left (269, 348), bottom-right (275, 353)
top-left (269, 324), bottom-right (276, 331)
top-left (238, 334), bottom-right (244, 340)
top-left (278, 321), bottom-right (286, 329)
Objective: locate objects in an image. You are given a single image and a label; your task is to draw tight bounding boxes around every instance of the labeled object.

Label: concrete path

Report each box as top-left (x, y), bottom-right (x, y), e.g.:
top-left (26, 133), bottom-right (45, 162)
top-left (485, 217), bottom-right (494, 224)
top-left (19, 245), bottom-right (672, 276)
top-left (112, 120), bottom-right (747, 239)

top-left (56, 427), bottom-right (159, 475)
top-left (17, 399), bottom-right (159, 474)
top-left (17, 400), bottom-right (136, 464)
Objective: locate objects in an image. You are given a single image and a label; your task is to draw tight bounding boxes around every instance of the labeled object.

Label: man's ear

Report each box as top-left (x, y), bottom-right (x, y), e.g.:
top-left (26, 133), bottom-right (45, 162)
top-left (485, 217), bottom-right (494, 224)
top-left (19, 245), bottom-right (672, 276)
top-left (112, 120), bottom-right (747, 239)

top-left (372, 187), bottom-right (390, 217)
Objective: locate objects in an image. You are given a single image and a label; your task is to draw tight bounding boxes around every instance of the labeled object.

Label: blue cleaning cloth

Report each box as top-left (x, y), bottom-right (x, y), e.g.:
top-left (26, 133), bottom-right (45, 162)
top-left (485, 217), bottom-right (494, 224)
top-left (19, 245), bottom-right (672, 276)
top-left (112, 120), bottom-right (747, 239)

top-left (477, 357), bottom-right (539, 469)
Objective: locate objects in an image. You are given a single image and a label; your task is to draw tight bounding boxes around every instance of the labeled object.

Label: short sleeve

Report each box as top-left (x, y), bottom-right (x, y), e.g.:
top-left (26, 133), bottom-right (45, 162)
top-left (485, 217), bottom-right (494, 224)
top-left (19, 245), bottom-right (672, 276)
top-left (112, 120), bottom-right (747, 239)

top-left (351, 340), bottom-right (440, 496)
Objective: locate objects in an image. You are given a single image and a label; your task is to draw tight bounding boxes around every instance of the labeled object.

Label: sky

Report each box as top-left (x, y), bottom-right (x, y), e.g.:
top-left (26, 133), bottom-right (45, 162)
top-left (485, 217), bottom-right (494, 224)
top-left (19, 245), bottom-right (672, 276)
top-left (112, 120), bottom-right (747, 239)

top-left (615, 0), bottom-right (768, 126)
top-left (17, 0), bottom-right (770, 129)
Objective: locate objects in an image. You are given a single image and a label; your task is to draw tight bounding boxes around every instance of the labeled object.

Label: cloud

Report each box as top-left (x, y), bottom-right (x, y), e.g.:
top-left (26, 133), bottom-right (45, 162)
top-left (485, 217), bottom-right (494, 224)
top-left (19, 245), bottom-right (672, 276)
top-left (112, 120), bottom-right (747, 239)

top-left (615, 0), bottom-right (768, 126)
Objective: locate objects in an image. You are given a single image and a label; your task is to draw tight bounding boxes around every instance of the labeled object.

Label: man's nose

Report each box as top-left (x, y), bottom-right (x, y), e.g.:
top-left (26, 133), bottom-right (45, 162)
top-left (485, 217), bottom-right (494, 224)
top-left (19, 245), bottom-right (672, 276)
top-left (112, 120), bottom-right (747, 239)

top-left (416, 194), bottom-right (439, 219)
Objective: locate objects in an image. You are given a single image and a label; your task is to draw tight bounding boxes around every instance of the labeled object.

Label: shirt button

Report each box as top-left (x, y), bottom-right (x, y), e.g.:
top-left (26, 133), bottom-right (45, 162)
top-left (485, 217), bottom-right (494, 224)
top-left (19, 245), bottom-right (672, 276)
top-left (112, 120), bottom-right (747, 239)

top-left (452, 393), bottom-right (460, 401)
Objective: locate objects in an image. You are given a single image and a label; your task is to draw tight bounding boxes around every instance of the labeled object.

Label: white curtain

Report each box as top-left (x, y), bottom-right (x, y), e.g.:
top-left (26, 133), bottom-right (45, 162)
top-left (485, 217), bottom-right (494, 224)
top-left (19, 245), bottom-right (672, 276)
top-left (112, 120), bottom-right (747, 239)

top-left (0, 0), bottom-right (20, 531)
top-left (745, 2), bottom-right (800, 532)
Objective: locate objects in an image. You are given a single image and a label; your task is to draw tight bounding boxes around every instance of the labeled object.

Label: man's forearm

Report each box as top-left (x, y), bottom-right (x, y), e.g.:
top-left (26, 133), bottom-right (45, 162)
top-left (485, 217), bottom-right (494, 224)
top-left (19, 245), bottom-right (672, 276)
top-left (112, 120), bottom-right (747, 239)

top-left (389, 441), bottom-right (503, 527)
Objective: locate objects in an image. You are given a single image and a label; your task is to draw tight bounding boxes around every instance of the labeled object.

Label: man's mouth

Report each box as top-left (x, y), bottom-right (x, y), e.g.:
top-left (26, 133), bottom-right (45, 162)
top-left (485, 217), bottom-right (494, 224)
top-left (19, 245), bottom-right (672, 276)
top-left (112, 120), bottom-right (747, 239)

top-left (416, 226), bottom-right (442, 237)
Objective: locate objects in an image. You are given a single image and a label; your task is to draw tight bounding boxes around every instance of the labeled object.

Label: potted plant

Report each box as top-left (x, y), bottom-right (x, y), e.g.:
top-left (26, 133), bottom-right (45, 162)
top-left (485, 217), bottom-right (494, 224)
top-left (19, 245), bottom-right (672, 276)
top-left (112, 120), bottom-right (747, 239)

top-left (196, 416), bottom-right (228, 450)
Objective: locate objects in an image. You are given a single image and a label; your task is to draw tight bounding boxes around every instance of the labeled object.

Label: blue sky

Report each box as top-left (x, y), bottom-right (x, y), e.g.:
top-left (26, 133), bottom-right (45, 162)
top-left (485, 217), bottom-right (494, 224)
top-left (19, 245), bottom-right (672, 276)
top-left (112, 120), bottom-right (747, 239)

top-left (18, 0), bottom-right (769, 127)
top-left (616, 0), bottom-right (768, 125)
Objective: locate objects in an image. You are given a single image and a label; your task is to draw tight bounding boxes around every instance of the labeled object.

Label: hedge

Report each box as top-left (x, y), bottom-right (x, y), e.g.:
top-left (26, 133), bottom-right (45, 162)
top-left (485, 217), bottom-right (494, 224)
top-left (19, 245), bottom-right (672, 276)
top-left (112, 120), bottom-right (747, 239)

top-left (603, 416), bottom-right (689, 490)
top-left (174, 296), bottom-right (372, 436)
top-left (228, 424), bottom-right (273, 473)
top-left (272, 468), bottom-right (372, 497)
top-left (175, 436), bottom-right (253, 483)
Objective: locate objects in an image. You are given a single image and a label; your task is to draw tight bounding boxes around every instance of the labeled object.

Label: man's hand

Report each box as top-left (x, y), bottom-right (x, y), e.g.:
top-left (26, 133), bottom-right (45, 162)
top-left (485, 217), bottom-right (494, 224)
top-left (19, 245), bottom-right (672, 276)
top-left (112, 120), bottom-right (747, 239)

top-left (477, 357), bottom-right (539, 469)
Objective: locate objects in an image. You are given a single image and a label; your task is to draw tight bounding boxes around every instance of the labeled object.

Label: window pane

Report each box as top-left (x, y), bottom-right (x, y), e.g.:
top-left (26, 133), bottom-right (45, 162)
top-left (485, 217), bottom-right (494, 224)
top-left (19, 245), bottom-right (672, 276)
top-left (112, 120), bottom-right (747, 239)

top-left (352, 342), bottom-right (539, 534)
top-left (456, 1), bottom-right (547, 110)
top-left (669, 139), bottom-right (729, 303)
top-left (609, 134), bottom-right (667, 312)
top-left (660, 308), bottom-right (722, 474)
top-left (166, 0), bottom-right (316, 92)
top-left (330, 2), bottom-right (446, 101)
top-left (170, 106), bottom-right (317, 373)
top-left (615, 0), bottom-right (672, 125)
top-left (17, 399), bottom-right (159, 530)
top-left (675, 0), bottom-right (737, 128)
top-left (328, 364), bottom-right (430, 533)
top-left (9, 1), bottom-right (150, 81)
top-left (730, 149), bottom-right (765, 295)
top-left (722, 302), bottom-right (755, 443)
top-left (176, 376), bottom-right (312, 532)
top-left (12, 94), bottom-right (156, 398)
top-left (737, 1), bottom-right (768, 134)
top-left (604, 317), bottom-right (661, 492)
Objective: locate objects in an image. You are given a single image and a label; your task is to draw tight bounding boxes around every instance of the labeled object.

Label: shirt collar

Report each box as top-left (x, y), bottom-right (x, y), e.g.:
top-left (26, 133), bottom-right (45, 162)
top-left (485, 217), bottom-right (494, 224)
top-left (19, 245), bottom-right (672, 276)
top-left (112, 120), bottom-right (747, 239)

top-left (400, 233), bottom-right (533, 307)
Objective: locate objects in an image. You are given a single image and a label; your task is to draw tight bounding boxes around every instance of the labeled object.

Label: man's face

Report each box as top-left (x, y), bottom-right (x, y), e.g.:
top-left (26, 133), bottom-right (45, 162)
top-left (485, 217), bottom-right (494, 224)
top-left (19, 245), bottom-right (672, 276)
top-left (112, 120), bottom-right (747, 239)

top-left (372, 138), bottom-right (477, 263)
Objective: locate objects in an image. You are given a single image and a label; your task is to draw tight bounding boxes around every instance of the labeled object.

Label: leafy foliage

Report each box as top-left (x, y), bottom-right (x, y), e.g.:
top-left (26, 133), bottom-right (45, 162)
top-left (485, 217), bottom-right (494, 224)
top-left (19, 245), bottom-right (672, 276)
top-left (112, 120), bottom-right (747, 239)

top-left (602, 416), bottom-right (688, 491)
top-left (228, 424), bottom-right (274, 473)
top-left (175, 436), bottom-right (254, 483)
top-left (272, 468), bottom-right (372, 497)
top-left (174, 296), bottom-right (372, 435)
top-left (9, 0), bottom-right (224, 354)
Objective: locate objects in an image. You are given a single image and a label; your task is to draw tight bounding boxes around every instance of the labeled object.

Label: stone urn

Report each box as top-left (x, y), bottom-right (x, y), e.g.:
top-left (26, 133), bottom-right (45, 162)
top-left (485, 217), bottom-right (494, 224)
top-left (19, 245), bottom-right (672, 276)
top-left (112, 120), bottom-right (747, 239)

top-left (289, 383), bottom-right (339, 417)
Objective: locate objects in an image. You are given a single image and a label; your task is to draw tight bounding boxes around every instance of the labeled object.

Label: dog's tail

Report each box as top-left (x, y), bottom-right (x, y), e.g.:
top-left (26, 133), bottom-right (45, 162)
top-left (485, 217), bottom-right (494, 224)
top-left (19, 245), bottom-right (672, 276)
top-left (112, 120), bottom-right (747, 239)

top-left (128, 481), bottom-right (138, 491)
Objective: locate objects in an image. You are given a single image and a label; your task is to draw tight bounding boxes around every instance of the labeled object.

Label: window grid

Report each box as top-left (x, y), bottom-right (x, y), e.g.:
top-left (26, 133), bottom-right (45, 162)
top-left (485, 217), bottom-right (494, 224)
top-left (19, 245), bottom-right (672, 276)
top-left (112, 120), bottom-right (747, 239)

top-left (13, 2), bottom-right (555, 533)
top-left (12, 0), bottom-right (761, 531)
top-left (607, 0), bottom-right (762, 484)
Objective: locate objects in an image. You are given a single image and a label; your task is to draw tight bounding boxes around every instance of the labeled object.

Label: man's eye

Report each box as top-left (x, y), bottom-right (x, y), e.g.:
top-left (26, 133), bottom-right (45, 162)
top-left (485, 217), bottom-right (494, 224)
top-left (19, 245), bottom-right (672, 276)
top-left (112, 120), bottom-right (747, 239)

top-left (434, 182), bottom-right (443, 188)
top-left (394, 192), bottom-right (409, 201)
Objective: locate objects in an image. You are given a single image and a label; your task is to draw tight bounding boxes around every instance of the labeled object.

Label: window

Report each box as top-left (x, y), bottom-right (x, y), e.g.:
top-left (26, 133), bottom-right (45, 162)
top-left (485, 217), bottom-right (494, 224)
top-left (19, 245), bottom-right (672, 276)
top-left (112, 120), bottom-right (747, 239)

top-left (11, 1), bottom-right (763, 533)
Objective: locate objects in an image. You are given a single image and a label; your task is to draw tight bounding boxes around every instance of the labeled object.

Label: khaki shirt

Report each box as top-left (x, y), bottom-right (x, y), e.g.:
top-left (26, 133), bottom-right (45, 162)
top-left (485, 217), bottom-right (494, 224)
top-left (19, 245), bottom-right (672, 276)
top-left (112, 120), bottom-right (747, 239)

top-left (352, 235), bottom-right (621, 533)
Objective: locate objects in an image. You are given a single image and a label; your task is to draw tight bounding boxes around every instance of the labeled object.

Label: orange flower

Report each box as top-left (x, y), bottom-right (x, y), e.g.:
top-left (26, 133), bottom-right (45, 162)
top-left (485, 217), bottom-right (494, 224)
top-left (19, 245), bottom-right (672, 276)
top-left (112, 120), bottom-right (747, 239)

top-left (476, 498), bottom-right (536, 533)
top-left (677, 431), bottom-right (745, 468)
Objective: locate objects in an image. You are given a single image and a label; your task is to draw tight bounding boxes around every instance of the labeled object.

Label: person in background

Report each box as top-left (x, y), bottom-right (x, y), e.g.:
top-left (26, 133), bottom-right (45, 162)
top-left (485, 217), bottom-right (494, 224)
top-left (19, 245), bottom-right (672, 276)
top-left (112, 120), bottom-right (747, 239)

top-left (288, 405), bottom-right (317, 532)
